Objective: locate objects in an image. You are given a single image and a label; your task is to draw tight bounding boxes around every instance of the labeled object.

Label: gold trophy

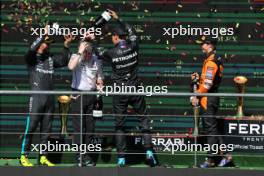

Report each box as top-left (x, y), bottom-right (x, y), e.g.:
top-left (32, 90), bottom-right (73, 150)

top-left (58, 95), bottom-right (71, 136)
top-left (192, 74), bottom-right (200, 136)
top-left (234, 76), bottom-right (248, 118)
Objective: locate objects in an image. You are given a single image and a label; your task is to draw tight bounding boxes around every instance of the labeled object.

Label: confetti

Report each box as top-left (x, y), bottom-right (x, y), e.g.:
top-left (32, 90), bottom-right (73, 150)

top-left (64, 8), bottom-right (71, 15)
top-left (256, 22), bottom-right (261, 26)
top-left (170, 45), bottom-right (176, 51)
top-left (181, 52), bottom-right (187, 56)
top-left (195, 40), bottom-right (202, 44)
top-left (2, 28), bottom-right (8, 33)
top-left (176, 21), bottom-right (181, 25)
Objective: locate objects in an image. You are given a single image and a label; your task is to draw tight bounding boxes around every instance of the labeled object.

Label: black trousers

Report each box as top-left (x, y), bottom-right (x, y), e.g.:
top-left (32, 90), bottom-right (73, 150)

top-left (21, 95), bottom-right (54, 156)
top-left (113, 94), bottom-right (152, 158)
top-left (71, 93), bottom-right (96, 161)
top-left (201, 96), bottom-right (224, 158)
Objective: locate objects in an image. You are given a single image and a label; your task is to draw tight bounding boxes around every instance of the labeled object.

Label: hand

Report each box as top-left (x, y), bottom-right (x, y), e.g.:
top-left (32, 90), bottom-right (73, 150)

top-left (191, 96), bottom-right (199, 106)
top-left (78, 42), bottom-right (88, 54)
top-left (96, 79), bottom-right (104, 91)
top-left (44, 25), bottom-right (49, 36)
top-left (84, 32), bottom-right (95, 41)
top-left (64, 34), bottom-right (75, 48)
top-left (191, 72), bottom-right (199, 81)
top-left (107, 9), bottom-right (118, 20)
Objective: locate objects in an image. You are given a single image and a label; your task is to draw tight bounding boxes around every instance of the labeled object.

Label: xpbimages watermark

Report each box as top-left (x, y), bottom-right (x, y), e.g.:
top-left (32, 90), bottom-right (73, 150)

top-left (135, 137), bottom-right (234, 154)
top-left (99, 83), bottom-right (168, 96)
top-left (31, 141), bottom-right (101, 154)
top-left (163, 25), bottom-right (234, 39)
top-left (30, 23), bottom-right (102, 38)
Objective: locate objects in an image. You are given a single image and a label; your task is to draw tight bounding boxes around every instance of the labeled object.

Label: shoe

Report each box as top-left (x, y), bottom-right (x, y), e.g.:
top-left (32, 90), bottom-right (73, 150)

top-left (77, 155), bottom-right (96, 167)
top-left (39, 156), bottom-right (55, 166)
top-left (117, 158), bottom-right (125, 167)
top-left (84, 160), bottom-right (96, 167)
top-left (200, 158), bottom-right (215, 168)
top-left (20, 155), bottom-right (34, 167)
top-left (218, 158), bottom-right (234, 167)
top-left (77, 160), bottom-right (96, 167)
top-left (146, 150), bottom-right (157, 167)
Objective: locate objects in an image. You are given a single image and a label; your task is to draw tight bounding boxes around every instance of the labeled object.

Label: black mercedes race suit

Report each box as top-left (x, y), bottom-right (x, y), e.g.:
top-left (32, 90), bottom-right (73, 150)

top-left (95, 18), bottom-right (152, 157)
top-left (21, 36), bottom-right (71, 156)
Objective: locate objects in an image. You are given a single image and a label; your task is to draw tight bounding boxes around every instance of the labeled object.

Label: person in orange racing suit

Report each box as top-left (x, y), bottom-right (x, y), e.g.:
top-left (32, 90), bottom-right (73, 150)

top-left (191, 37), bottom-right (233, 168)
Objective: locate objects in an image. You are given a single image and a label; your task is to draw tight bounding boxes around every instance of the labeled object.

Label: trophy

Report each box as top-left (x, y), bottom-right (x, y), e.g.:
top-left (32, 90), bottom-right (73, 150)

top-left (234, 76), bottom-right (248, 118)
top-left (192, 74), bottom-right (200, 136)
top-left (58, 95), bottom-right (71, 136)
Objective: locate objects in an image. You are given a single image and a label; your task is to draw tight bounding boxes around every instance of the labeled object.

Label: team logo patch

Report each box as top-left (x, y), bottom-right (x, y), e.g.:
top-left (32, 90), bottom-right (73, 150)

top-left (206, 66), bottom-right (214, 79)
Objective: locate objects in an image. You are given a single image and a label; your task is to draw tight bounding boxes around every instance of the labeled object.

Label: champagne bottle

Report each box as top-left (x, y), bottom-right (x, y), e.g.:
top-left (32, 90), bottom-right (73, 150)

top-left (94, 10), bottom-right (112, 28)
top-left (93, 95), bottom-right (103, 118)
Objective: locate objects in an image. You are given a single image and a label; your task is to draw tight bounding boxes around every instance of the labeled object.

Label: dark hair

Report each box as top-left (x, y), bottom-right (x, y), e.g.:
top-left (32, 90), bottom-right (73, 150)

top-left (113, 34), bottom-right (126, 40)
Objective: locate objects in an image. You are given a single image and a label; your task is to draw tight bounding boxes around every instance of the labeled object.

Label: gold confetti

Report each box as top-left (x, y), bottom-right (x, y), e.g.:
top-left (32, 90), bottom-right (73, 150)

top-left (235, 23), bottom-right (240, 28)
top-left (64, 8), bottom-right (70, 15)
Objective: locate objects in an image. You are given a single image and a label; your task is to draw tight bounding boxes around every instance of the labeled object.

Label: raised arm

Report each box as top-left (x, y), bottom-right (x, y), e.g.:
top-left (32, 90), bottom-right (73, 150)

top-left (53, 34), bottom-right (75, 68)
top-left (83, 32), bottom-right (112, 61)
top-left (108, 10), bottom-right (138, 48)
top-left (24, 36), bottom-right (45, 66)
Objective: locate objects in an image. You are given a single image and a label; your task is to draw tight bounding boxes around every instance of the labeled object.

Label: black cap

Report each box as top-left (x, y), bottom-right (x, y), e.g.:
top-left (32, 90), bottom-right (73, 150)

top-left (196, 36), bottom-right (217, 46)
top-left (111, 25), bottom-right (127, 36)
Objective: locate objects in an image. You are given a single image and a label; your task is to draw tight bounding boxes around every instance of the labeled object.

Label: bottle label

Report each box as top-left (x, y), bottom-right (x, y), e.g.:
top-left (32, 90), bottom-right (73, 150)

top-left (93, 110), bottom-right (103, 117)
top-left (102, 11), bottom-right (111, 21)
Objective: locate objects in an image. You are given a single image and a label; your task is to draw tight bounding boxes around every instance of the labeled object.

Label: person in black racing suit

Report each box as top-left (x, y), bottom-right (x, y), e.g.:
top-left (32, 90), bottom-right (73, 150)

top-left (86, 10), bottom-right (157, 167)
top-left (20, 25), bottom-right (75, 167)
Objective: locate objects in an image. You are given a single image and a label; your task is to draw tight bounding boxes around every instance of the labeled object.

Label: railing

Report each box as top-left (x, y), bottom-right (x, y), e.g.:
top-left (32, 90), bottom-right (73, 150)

top-left (0, 90), bottom-right (264, 167)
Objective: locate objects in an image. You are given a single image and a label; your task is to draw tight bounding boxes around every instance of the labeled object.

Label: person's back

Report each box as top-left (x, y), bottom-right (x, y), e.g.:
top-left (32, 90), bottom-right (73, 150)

top-left (86, 10), bottom-right (157, 167)
top-left (106, 39), bottom-right (138, 84)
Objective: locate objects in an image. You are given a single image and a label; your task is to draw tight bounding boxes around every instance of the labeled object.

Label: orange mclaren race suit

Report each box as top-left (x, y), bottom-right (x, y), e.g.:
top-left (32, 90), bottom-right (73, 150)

top-left (197, 51), bottom-right (224, 158)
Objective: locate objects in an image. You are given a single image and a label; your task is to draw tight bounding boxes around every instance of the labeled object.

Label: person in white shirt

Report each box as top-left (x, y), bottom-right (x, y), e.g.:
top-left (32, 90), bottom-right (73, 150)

top-left (68, 41), bottom-right (104, 166)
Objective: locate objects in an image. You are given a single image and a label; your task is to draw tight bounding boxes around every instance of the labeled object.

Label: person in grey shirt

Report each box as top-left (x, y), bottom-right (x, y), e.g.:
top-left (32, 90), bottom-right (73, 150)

top-left (68, 41), bottom-right (104, 166)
